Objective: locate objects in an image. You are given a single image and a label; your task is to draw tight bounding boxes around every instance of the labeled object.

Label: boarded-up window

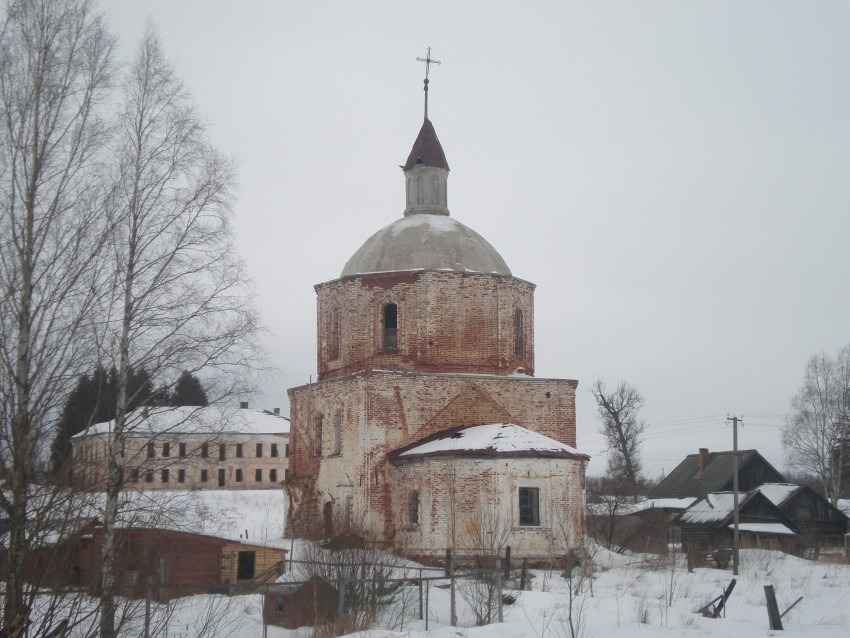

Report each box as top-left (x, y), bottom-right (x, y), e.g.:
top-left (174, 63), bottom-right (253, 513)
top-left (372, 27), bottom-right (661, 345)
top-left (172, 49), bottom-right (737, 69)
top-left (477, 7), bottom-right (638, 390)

top-left (237, 551), bottom-right (255, 580)
top-left (383, 303), bottom-right (398, 349)
top-left (519, 487), bottom-right (540, 526)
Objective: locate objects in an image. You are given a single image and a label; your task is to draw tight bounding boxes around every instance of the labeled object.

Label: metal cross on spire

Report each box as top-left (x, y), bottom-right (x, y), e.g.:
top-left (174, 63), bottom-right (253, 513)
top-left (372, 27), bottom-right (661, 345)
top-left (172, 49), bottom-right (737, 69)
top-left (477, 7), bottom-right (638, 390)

top-left (416, 47), bottom-right (441, 120)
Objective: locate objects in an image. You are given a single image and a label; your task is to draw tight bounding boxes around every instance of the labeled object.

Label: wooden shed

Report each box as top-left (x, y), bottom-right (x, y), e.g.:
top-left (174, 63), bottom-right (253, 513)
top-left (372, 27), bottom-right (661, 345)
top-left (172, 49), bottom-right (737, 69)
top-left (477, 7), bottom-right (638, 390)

top-left (44, 525), bottom-right (285, 600)
top-left (263, 576), bottom-right (338, 629)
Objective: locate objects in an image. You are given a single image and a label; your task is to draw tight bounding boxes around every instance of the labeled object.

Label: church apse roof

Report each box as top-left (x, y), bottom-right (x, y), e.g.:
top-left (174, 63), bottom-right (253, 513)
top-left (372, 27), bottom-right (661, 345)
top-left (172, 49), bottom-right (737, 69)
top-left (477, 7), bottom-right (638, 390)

top-left (388, 423), bottom-right (589, 462)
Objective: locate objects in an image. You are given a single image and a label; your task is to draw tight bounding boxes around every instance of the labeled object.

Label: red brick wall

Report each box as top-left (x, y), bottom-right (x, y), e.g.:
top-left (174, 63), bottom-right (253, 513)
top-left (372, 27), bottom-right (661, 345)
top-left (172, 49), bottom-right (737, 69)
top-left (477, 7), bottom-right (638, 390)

top-left (315, 272), bottom-right (535, 381)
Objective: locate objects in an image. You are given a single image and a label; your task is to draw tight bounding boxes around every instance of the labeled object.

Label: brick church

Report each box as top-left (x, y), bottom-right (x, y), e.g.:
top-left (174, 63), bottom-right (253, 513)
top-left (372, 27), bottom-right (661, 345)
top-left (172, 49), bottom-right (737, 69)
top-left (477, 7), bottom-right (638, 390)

top-left (285, 81), bottom-right (588, 559)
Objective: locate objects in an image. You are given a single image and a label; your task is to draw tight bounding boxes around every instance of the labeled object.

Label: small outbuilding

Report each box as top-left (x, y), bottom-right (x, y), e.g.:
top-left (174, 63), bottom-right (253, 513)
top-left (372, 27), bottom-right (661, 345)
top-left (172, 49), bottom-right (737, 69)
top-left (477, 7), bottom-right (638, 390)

top-left (263, 576), bottom-right (339, 629)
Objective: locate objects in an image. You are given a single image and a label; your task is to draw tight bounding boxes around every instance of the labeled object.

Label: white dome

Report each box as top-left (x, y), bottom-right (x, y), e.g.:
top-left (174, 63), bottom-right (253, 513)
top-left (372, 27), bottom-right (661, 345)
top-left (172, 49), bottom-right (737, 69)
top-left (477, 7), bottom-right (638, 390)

top-left (341, 213), bottom-right (511, 277)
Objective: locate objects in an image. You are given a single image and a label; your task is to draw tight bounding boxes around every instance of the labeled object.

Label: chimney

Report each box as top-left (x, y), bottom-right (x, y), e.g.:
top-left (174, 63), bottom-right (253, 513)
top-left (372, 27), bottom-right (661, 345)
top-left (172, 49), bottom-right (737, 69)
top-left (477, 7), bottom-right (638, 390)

top-left (698, 448), bottom-right (709, 471)
top-left (239, 401), bottom-right (249, 409)
top-left (273, 407), bottom-right (280, 415)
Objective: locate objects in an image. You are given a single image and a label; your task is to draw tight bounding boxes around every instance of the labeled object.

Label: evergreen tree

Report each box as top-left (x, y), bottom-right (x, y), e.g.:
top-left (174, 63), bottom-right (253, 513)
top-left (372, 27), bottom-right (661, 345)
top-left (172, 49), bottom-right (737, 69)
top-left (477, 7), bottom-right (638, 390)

top-left (169, 371), bottom-right (209, 406)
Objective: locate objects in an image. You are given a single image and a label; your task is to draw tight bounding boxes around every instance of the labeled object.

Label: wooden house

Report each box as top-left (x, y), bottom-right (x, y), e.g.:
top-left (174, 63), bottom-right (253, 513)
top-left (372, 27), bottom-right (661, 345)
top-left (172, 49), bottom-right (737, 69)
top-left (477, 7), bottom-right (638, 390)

top-left (758, 483), bottom-right (849, 548)
top-left (678, 490), bottom-right (798, 560)
top-left (648, 448), bottom-right (786, 500)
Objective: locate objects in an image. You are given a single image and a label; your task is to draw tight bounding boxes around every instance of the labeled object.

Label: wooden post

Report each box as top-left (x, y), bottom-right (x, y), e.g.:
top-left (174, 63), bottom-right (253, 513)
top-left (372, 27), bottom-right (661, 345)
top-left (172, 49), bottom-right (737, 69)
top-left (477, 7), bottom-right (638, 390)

top-left (764, 585), bottom-right (783, 630)
top-left (495, 558), bottom-right (503, 622)
top-left (520, 558), bottom-right (528, 591)
top-left (504, 546), bottom-right (511, 577)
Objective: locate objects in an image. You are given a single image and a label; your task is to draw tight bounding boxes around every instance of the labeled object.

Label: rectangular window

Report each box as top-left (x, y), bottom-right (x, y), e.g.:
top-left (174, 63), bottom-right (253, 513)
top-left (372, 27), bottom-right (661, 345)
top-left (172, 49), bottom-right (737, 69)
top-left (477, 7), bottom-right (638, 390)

top-left (177, 469), bottom-right (185, 483)
top-left (147, 442), bottom-right (154, 458)
top-left (270, 443), bottom-right (278, 457)
top-left (161, 469), bottom-right (169, 484)
top-left (235, 444), bottom-right (243, 458)
top-left (145, 471), bottom-right (153, 483)
top-left (218, 468), bottom-right (225, 486)
top-left (179, 442), bottom-right (186, 458)
top-left (383, 303), bottom-right (398, 349)
top-left (274, 598), bottom-right (284, 613)
top-left (330, 307), bottom-right (340, 360)
top-left (131, 468), bottom-right (139, 483)
top-left (201, 442), bottom-right (209, 458)
top-left (270, 469), bottom-right (278, 482)
top-left (256, 443), bottom-right (262, 458)
top-left (255, 469), bottom-right (262, 482)
top-left (409, 490), bottom-right (420, 525)
top-left (162, 442), bottom-right (170, 458)
top-left (235, 469), bottom-right (243, 482)
top-left (200, 469), bottom-right (208, 483)
top-left (519, 487), bottom-right (540, 526)
top-left (219, 444), bottom-right (226, 461)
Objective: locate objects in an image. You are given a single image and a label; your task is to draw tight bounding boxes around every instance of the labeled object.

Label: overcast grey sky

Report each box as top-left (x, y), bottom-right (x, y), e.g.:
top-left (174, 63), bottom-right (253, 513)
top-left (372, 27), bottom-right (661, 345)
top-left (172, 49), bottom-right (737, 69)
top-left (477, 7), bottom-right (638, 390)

top-left (102, 1), bottom-right (850, 478)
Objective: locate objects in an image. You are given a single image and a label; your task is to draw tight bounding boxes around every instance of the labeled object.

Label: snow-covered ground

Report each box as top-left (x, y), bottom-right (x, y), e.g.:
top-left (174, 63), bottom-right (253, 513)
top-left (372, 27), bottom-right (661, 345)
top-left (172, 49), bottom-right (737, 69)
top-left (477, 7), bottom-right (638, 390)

top-left (130, 544), bottom-right (850, 638)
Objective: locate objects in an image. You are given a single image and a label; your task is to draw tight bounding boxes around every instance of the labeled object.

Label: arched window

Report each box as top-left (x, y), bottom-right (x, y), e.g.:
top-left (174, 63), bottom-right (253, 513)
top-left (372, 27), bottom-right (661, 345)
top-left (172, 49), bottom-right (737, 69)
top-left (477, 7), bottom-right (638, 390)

top-left (323, 501), bottom-right (334, 537)
top-left (514, 308), bottom-right (524, 358)
top-left (331, 407), bottom-right (342, 455)
top-left (383, 303), bottom-right (398, 349)
top-left (313, 412), bottom-right (324, 457)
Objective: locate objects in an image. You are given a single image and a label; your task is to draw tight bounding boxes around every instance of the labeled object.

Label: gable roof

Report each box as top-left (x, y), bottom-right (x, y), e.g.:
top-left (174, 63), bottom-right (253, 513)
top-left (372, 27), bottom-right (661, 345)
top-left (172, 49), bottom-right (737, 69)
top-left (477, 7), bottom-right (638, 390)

top-left (678, 489), bottom-right (793, 531)
top-left (647, 449), bottom-right (786, 499)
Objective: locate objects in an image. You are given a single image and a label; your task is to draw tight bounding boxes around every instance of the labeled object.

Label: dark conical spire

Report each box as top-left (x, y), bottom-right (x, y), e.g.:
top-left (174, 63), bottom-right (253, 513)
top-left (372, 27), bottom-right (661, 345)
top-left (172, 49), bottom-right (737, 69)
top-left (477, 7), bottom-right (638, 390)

top-left (402, 118), bottom-right (450, 172)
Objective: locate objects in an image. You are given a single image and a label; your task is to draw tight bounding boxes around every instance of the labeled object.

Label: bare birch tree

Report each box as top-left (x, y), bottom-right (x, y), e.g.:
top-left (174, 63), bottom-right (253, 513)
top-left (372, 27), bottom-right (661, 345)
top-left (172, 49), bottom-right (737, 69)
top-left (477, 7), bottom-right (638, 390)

top-left (590, 379), bottom-right (646, 491)
top-left (97, 24), bottom-right (260, 638)
top-left (0, 0), bottom-right (114, 633)
top-left (782, 346), bottom-right (850, 505)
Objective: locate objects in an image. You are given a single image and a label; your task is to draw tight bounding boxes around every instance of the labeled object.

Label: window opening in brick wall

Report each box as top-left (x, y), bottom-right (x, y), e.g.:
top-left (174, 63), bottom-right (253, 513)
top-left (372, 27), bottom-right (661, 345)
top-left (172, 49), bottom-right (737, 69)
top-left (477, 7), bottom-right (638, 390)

top-left (147, 442), bottom-right (154, 458)
top-left (235, 443), bottom-right (243, 458)
top-left (161, 469), bottom-right (169, 484)
top-left (519, 487), bottom-right (540, 526)
top-left (162, 442), bottom-right (170, 458)
top-left (409, 490), bottom-right (420, 525)
top-left (217, 468), bottom-right (225, 486)
top-left (219, 444), bottom-right (226, 461)
top-left (271, 443), bottom-right (278, 457)
top-left (331, 408), bottom-right (342, 455)
top-left (255, 468), bottom-right (262, 482)
top-left (131, 468), bottom-right (139, 483)
top-left (145, 471), bottom-right (153, 483)
top-left (514, 307), bottom-right (524, 359)
top-left (179, 442), bottom-right (186, 458)
top-left (256, 443), bottom-right (262, 457)
top-left (323, 501), bottom-right (334, 537)
top-left (201, 469), bottom-right (208, 483)
top-left (270, 469), bottom-right (277, 482)
top-left (201, 442), bottom-right (209, 458)
top-left (235, 469), bottom-right (243, 482)
top-left (383, 303), bottom-right (398, 349)
top-left (177, 468), bottom-right (185, 483)
top-left (313, 412), bottom-right (323, 456)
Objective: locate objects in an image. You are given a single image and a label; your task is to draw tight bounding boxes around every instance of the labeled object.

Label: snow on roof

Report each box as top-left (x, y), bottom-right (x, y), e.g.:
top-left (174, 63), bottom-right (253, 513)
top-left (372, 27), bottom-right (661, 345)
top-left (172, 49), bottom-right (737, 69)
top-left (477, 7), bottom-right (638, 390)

top-left (393, 423), bottom-right (589, 460)
top-left (678, 492), bottom-right (740, 524)
top-left (757, 483), bottom-right (801, 507)
top-left (638, 497), bottom-right (697, 511)
top-left (733, 522), bottom-right (796, 535)
top-left (73, 404), bottom-right (289, 438)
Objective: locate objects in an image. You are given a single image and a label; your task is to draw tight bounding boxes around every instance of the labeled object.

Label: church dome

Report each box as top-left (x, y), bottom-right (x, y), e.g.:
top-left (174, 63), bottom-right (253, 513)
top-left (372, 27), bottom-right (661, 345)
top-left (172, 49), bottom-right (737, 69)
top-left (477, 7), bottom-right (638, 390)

top-left (341, 117), bottom-right (511, 277)
top-left (341, 213), bottom-right (511, 277)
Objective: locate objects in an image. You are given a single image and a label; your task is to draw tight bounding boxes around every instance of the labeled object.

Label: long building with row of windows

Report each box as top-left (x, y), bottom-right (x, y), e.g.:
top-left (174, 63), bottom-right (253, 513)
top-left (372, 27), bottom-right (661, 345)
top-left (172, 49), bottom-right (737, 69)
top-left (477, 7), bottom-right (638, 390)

top-left (71, 404), bottom-right (289, 490)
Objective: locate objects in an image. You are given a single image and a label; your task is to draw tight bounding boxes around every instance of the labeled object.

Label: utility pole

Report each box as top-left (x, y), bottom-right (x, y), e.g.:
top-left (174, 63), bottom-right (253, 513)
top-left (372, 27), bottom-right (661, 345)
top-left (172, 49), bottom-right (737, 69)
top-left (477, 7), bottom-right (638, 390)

top-left (728, 415), bottom-right (742, 575)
